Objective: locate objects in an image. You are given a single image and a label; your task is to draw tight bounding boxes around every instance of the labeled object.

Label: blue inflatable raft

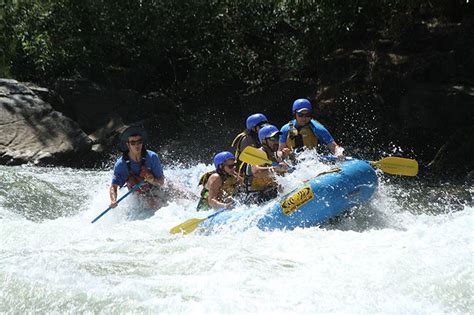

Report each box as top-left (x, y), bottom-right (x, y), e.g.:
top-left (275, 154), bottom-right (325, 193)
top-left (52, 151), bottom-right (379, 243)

top-left (195, 159), bottom-right (378, 233)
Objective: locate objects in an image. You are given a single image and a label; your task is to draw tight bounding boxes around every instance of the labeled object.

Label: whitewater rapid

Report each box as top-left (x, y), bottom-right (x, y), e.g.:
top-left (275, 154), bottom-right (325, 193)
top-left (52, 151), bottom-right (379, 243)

top-left (0, 158), bottom-right (472, 313)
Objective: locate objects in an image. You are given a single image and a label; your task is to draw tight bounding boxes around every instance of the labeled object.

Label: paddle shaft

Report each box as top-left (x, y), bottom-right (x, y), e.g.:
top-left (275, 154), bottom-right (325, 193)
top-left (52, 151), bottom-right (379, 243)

top-left (206, 209), bottom-right (226, 221)
top-left (322, 155), bottom-right (418, 176)
top-left (241, 146), bottom-right (417, 176)
top-left (91, 180), bottom-right (145, 224)
top-left (260, 160), bottom-right (295, 173)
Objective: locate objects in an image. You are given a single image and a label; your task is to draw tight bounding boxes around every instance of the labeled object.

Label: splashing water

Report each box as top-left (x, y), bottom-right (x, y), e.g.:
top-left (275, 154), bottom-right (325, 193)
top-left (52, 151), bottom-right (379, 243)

top-left (0, 157), bottom-right (472, 313)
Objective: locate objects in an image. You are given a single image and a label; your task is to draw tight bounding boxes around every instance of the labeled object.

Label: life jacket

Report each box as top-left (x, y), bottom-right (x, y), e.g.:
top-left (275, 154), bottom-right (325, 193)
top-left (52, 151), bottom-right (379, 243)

top-left (245, 146), bottom-right (280, 192)
top-left (285, 119), bottom-right (319, 150)
top-left (196, 170), bottom-right (239, 211)
top-left (123, 150), bottom-right (152, 194)
top-left (231, 130), bottom-right (260, 175)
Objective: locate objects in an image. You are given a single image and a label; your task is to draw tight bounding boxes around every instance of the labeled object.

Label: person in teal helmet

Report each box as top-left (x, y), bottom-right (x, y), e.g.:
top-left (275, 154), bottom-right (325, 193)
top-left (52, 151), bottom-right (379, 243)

top-left (278, 98), bottom-right (344, 159)
top-left (196, 151), bottom-right (243, 211)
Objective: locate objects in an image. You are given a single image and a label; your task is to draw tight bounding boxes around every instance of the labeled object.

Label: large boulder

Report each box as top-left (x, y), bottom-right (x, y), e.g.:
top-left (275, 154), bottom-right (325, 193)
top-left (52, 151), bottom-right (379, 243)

top-left (0, 79), bottom-right (91, 166)
top-left (52, 77), bottom-right (127, 134)
top-left (51, 78), bottom-right (182, 153)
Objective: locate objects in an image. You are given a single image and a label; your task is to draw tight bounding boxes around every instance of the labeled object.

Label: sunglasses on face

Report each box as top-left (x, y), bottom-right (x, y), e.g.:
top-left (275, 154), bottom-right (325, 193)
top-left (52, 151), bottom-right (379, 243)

top-left (128, 139), bottom-right (144, 145)
top-left (266, 136), bottom-right (279, 141)
top-left (296, 112), bottom-right (312, 118)
top-left (224, 163), bottom-right (237, 169)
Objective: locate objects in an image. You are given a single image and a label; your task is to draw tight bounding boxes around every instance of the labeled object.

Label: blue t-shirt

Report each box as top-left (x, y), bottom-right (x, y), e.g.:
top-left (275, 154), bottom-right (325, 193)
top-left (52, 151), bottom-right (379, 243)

top-left (279, 119), bottom-right (334, 145)
top-left (111, 150), bottom-right (164, 187)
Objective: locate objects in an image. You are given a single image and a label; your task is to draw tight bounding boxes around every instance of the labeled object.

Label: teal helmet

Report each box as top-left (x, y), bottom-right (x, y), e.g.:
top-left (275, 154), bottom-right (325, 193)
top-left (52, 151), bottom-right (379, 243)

top-left (213, 151), bottom-right (235, 170)
top-left (119, 125), bottom-right (148, 152)
top-left (258, 125), bottom-right (281, 143)
top-left (292, 98), bottom-right (312, 113)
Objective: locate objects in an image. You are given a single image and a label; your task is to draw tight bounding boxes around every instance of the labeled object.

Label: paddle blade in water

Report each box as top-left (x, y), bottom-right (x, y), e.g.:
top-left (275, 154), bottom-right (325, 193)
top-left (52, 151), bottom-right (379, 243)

top-left (170, 218), bottom-right (206, 235)
top-left (239, 146), bottom-right (272, 165)
top-left (372, 157), bottom-right (419, 176)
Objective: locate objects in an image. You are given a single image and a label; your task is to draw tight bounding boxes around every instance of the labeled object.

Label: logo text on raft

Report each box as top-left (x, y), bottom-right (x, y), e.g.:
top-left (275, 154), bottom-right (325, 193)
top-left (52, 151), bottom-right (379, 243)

top-left (281, 185), bottom-right (315, 216)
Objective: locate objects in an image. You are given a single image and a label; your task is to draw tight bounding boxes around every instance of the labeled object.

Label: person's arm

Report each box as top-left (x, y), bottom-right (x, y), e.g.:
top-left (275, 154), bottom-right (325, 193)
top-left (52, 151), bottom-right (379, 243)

top-left (147, 174), bottom-right (164, 186)
top-left (277, 148), bottom-right (292, 160)
top-left (207, 174), bottom-right (232, 209)
top-left (278, 124), bottom-right (290, 152)
top-left (110, 160), bottom-right (127, 207)
top-left (251, 163), bottom-right (273, 177)
top-left (273, 162), bottom-right (289, 174)
top-left (251, 162), bottom-right (288, 176)
top-left (310, 120), bottom-right (344, 159)
top-left (327, 141), bottom-right (345, 159)
top-left (278, 142), bottom-right (288, 151)
top-left (143, 151), bottom-right (165, 186)
top-left (109, 184), bottom-right (119, 208)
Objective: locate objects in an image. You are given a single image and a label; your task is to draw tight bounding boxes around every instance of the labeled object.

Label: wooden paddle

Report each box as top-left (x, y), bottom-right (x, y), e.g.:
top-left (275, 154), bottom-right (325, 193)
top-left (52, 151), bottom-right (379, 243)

top-left (240, 146), bottom-right (418, 176)
top-left (170, 210), bottom-right (225, 235)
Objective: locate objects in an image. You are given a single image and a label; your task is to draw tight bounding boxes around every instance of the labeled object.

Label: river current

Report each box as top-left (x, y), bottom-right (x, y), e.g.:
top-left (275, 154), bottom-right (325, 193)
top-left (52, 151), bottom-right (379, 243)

top-left (0, 153), bottom-right (472, 313)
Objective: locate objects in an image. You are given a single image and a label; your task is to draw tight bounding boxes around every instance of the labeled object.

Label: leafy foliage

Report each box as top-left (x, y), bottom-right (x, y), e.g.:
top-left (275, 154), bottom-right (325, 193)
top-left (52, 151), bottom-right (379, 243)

top-left (0, 0), bottom-right (468, 94)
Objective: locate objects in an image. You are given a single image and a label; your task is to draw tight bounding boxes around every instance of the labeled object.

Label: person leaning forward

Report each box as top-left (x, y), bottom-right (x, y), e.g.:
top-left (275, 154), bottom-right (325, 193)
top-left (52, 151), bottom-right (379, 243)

top-left (109, 126), bottom-right (165, 209)
top-left (245, 125), bottom-right (290, 204)
top-left (231, 113), bottom-right (269, 174)
top-left (278, 98), bottom-right (344, 159)
top-left (196, 151), bottom-right (243, 211)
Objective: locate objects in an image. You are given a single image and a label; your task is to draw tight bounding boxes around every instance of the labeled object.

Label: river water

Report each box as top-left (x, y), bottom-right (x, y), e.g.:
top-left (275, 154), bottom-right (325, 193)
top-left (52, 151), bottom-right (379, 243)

top-left (0, 154), bottom-right (472, 313)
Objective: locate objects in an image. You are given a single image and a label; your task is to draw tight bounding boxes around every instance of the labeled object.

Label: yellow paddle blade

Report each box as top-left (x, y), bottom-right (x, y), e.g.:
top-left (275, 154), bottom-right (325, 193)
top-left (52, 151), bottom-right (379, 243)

top-left (170, 218), bottom-right (206, 235)
top-left (371, 157), bottom-right (419, 176)
top-left (239, 146), bottom-right (272, 165)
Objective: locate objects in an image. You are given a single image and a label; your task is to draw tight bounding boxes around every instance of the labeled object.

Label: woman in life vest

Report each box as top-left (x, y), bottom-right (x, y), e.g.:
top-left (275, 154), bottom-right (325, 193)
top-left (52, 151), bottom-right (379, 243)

top-left (245, 125), bottom-right (290, 204)
top-left (231, 113), bottom-right (269, 174)
top-left (196, 151), bottom-right (243, 211)
top-left (278, 98), bottom-right (345, 159)
top-left (109, 126), bottom-right (165, 209)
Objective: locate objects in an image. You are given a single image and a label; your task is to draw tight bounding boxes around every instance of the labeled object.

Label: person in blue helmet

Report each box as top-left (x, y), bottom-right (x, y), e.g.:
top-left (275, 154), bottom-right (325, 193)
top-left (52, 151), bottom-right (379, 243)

top-left (231, 113), bottom-right (269, 173)
top-left (196, 151), bottom-right (243, 211)
top-left (278, 98), bottom-right (344, 159)
top-left (109, 125), bottom-right (165, 210)
top-left (244, 125), bottom-right (290, 204)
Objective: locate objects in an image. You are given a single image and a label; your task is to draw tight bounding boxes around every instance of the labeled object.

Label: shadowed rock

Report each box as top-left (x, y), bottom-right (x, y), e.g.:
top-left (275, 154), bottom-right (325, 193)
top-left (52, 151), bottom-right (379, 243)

top-left (0, 79), bottom-right (91, 166)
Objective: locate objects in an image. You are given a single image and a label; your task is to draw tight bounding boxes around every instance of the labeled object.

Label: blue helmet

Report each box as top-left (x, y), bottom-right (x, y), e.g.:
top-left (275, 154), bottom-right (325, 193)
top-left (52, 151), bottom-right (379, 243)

top-left (246, 113), bottom-right (268, 130)
top-left (213, 151), bottom-right (236, 170)
top-left (292, 98), bottom-right (312, 113)
top-left (258, 125), bottom-right (281, 143)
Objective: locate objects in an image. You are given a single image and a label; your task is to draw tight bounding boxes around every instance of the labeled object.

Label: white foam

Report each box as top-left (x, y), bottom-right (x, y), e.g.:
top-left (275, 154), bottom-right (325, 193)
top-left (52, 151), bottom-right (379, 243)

top-left (0, 164), bottom-right (472, 313)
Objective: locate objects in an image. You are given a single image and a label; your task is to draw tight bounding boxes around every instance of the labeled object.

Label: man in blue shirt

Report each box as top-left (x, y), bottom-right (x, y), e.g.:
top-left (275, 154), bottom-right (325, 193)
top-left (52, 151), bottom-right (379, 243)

top-left (279, 98), bottom-right (344, 159)
top-left (109, 126), bottom-right (165, 209)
